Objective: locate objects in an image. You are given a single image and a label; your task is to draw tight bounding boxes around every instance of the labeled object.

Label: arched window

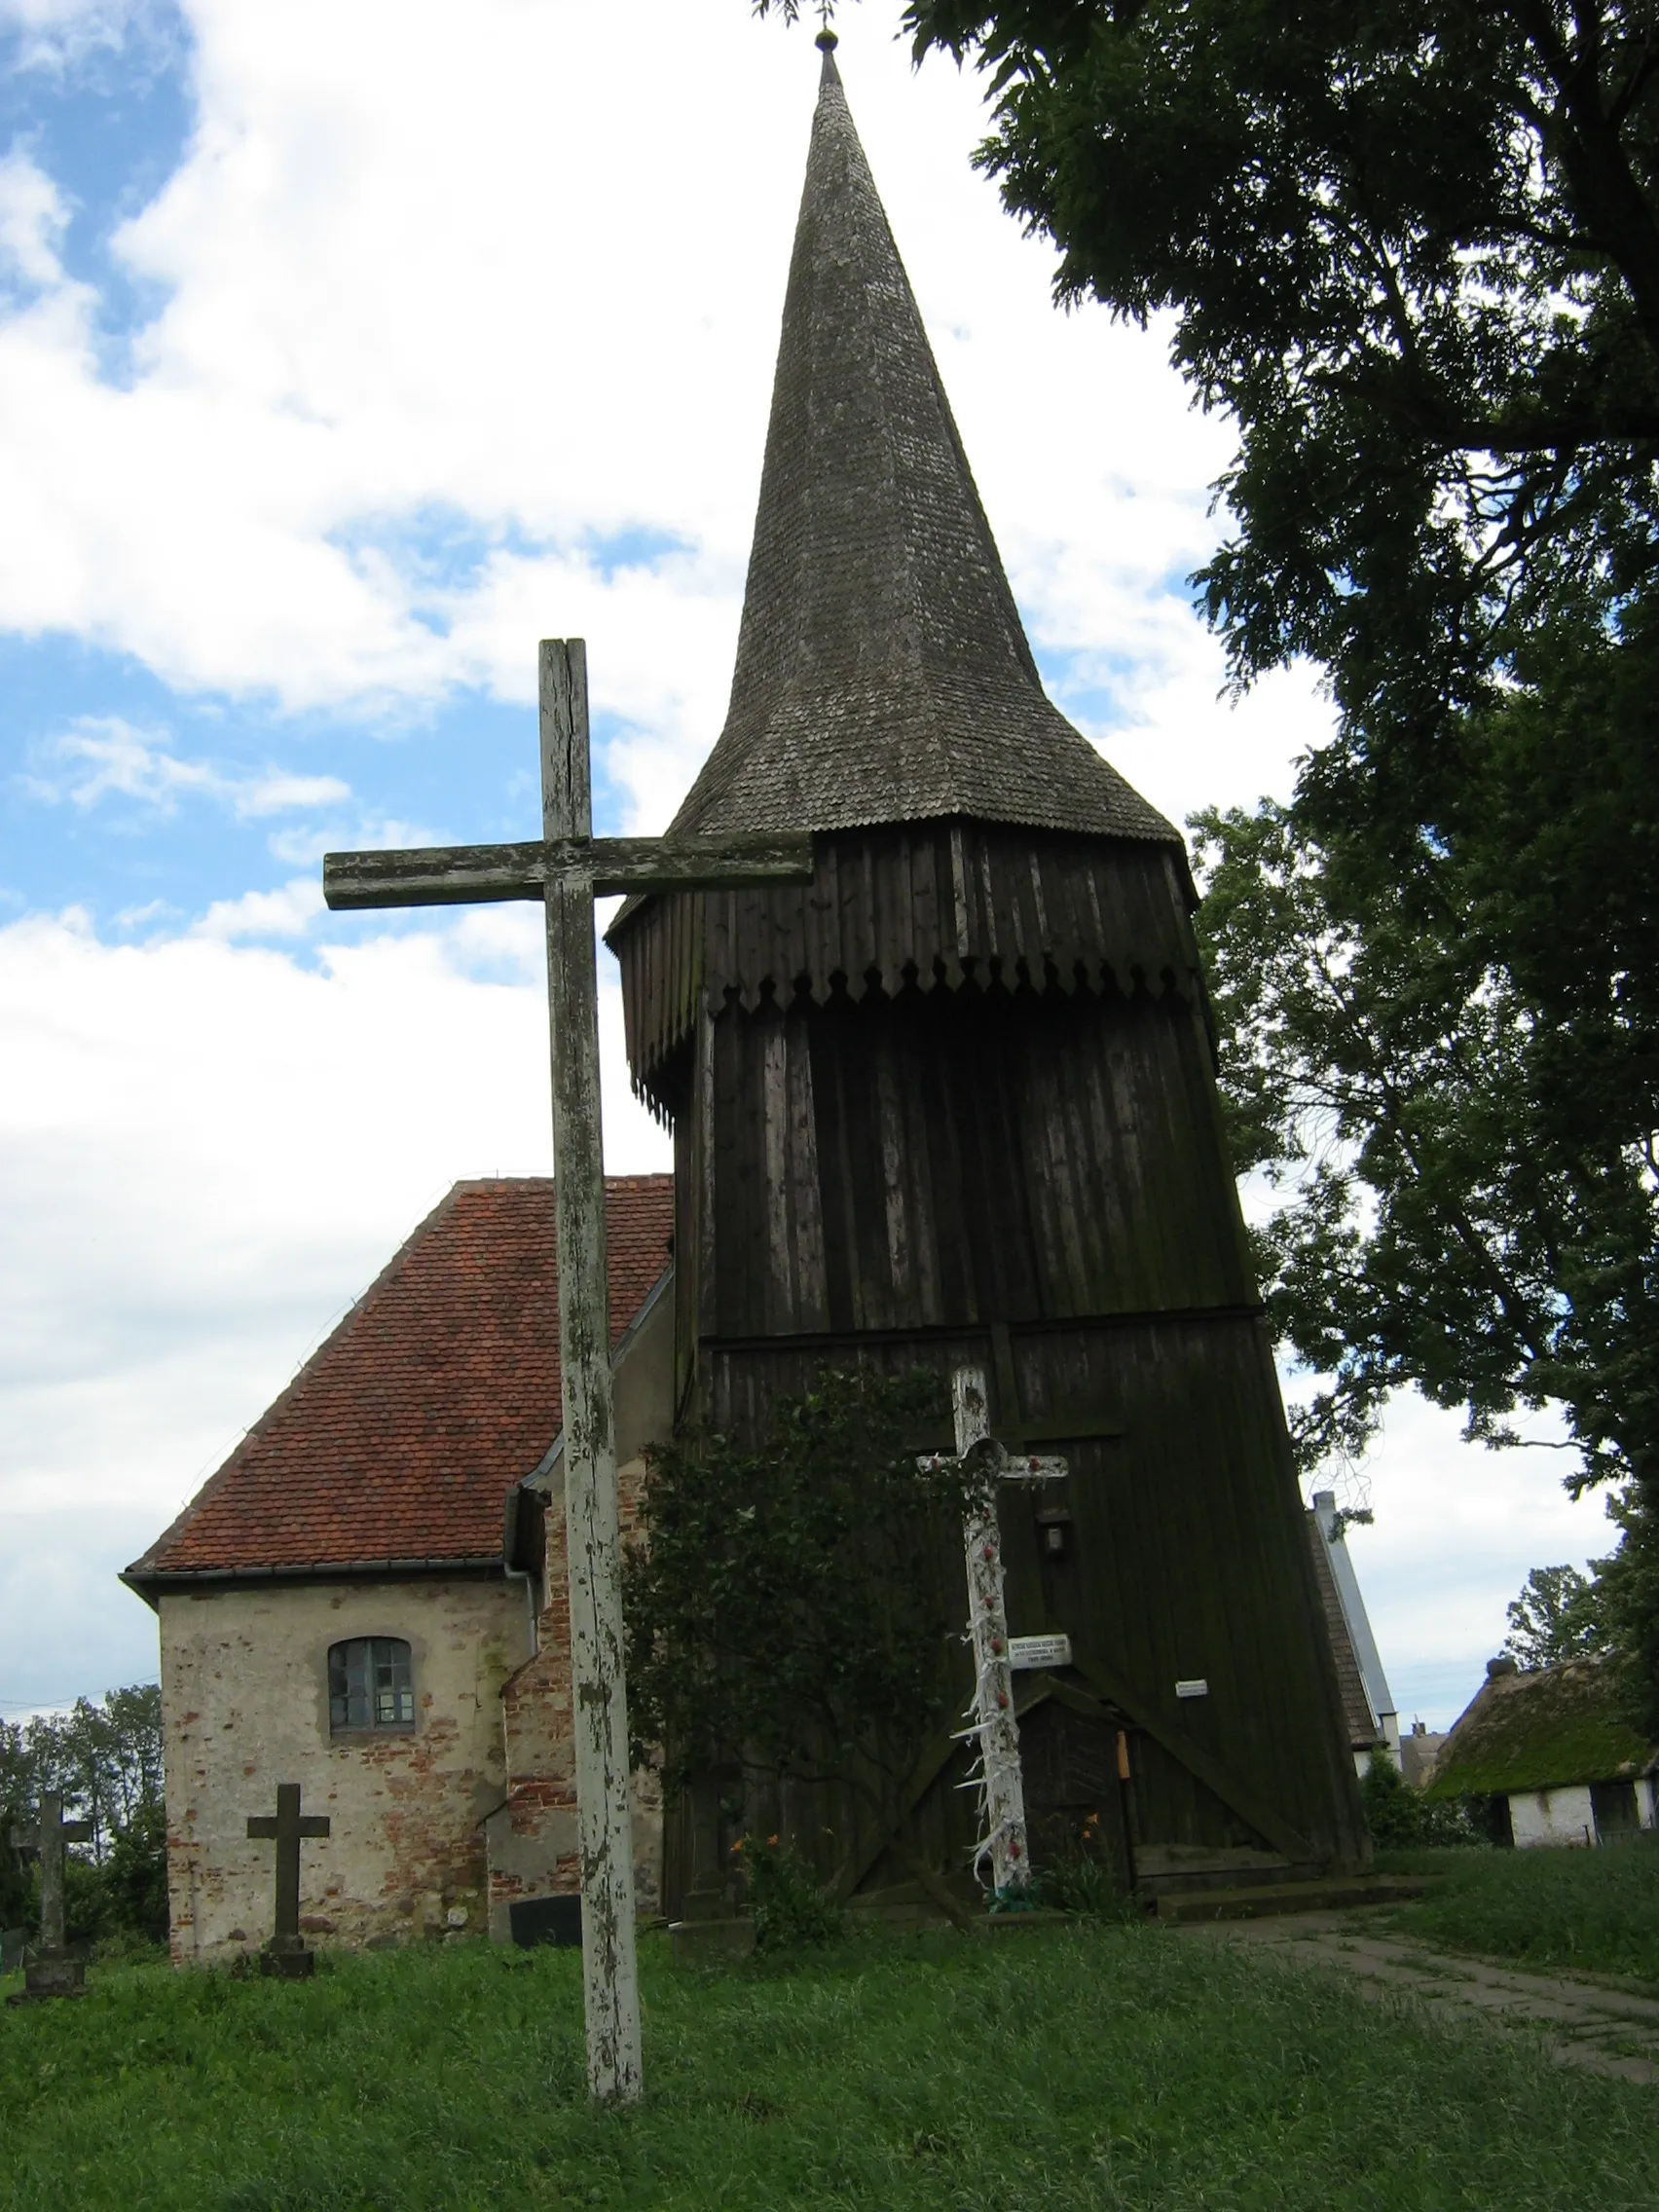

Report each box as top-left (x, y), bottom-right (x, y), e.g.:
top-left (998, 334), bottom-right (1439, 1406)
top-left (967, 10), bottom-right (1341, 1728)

top-left (328, 1638), bottom-right (414, 1732)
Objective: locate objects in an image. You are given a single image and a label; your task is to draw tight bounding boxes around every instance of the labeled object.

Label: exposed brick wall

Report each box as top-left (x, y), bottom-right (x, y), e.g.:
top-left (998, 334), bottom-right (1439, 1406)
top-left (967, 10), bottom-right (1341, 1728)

top-left (487, 1456), bottom-right (663, 1942)
top-left (161, 1576), bottom-right (532, 1964)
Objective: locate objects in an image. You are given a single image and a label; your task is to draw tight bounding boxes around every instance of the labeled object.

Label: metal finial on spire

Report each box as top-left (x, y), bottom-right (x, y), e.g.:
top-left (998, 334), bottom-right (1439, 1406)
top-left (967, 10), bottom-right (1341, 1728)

top-left (815, 24), bottom-right (837, 48)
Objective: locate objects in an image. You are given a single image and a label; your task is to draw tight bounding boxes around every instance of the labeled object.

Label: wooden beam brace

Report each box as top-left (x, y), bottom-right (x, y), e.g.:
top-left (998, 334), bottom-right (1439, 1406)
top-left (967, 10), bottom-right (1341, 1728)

top-left (1063, 1633), bottom-right (1318, 1866)
top-left (838, 1640), bottom-right (1318, 1903)
top-left (322, 832), bottom-right (815, 911)
top-left (834, 1677), bottom-right (1065, 1904)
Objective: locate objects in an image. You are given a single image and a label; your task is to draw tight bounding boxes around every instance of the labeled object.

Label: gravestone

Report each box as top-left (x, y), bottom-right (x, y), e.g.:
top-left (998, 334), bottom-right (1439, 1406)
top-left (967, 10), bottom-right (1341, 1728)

top-left (246, 1782), bottom-right (330, 1977)
top-left (7, 1790), bottom-right (92, 2004)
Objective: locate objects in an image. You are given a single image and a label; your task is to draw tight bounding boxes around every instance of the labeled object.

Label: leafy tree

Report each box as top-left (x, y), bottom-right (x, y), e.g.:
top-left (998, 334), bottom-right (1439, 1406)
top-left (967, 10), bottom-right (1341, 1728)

top-left (1, 1685), bottom-right (166, 1944)
top-left (899, 2), bottom-right (1659, 773)
top-left (1504, 1564), bottom-right (1614, 1669)
top-left (88, 1799), bottom-right (169, 1947)
top-left (1580, 1485), bottom-right (1659, 1729)
top-left (28, 1684), bottom-right (165, 1861)
top-left (1188, 796), bottom-right (1658, 1494)
top-left (0, 1721), bottom-right (33, 1930)
top-left (1359, 1745), bottom-right (1479, 1849)
top-left (1188, 790), bottom-right (1659, 1727)
top-left (624, 1368), bottom-right (986, 1924)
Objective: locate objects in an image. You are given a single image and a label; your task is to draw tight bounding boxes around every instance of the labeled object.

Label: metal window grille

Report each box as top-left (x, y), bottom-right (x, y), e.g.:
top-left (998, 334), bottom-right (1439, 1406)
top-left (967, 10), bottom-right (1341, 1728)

top-left (328, 1638), bottom-right (415, 1731)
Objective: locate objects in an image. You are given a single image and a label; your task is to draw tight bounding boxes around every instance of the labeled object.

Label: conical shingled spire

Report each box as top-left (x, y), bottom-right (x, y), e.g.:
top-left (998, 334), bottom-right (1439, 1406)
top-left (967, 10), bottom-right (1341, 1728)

top-left (667, 48), bottom-right (1176, 847)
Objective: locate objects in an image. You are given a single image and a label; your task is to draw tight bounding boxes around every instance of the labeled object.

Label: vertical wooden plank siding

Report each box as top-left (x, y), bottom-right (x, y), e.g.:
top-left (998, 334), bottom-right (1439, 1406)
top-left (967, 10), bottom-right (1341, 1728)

top-left (615, 819), bottom-right (1368, 1904)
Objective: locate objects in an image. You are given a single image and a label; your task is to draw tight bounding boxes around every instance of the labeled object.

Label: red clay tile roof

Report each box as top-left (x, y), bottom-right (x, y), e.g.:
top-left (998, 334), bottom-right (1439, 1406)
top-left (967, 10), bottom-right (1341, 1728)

top-left (126, 1176), bottom-right (673, 1586)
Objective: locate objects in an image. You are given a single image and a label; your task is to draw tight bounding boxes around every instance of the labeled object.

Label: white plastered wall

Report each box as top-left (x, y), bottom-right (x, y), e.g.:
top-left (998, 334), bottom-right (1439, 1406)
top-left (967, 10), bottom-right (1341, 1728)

top-left (1508, 1783), bottom-right (1596, 1850)
top-left (160, 1574), bottom-right (532, 1964)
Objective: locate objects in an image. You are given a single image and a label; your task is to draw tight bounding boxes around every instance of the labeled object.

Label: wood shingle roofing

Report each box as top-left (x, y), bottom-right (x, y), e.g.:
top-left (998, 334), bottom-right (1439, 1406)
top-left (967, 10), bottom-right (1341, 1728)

top-left (666, 43), bottom-right (1176, 850)
top-left (1304, 1510), bottom-right (1381, 1751)
top-left (124, 1177), bottom-right (673, 1592)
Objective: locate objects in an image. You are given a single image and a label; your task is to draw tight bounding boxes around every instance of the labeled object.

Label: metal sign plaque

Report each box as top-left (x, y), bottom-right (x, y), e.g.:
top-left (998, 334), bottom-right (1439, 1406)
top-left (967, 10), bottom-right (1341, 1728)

top-left (1008, 1634), bottom-right (1073, 1672)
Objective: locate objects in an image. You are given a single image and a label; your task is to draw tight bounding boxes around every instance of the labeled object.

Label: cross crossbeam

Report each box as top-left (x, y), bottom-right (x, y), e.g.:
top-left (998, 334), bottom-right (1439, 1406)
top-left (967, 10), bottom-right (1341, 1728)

top-left (323, 830), bottom-right (813, 910)
top-left (321, 639), bottom-right (814, 2105)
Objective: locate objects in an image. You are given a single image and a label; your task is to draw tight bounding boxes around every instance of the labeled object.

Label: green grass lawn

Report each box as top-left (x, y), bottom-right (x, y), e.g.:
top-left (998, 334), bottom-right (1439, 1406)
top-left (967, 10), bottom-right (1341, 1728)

top-left (1382, 1832), bottom-right (1659, 1984)
top-left (3, 1921), bottom-right (1657, 2210)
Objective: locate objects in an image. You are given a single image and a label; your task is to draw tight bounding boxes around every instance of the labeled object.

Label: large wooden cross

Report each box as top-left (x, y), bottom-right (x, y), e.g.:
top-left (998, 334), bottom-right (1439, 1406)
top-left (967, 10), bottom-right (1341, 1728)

top-left (324, 640), bottom-right (813, 2104)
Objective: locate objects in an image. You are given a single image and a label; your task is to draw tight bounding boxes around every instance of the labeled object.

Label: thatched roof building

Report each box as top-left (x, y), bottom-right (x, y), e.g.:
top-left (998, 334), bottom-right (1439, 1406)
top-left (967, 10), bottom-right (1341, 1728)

top-left (1429, 1656), bottom-right (1659, 1849)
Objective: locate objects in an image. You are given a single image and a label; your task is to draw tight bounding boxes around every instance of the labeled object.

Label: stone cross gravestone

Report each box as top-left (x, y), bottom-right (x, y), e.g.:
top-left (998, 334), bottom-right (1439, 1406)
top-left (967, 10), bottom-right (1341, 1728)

top-left (7, 1789), bottom-right (92, 2003)
top-left (246, 1782), bottom-right (330, 1977)
top-left (920, 1366), bottom-right (1068, 1900)
top-left (323, 639), bottom-right (813, 2104)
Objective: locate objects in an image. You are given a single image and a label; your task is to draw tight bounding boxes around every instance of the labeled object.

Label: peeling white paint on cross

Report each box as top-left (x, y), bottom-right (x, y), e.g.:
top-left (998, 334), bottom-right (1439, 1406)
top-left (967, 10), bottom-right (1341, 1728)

top-left (323, 640), bottom-right (813, 2104)
top-left (920, 1366), bottom-right (1068, 1899)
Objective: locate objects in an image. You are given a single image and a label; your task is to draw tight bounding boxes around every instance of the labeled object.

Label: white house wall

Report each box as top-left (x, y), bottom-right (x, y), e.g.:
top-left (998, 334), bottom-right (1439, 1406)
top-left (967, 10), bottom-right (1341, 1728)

top-left (160, 1575), bottom-right (533, 1964)
top-left (1508, 1783), bottom-right (1596, 1850)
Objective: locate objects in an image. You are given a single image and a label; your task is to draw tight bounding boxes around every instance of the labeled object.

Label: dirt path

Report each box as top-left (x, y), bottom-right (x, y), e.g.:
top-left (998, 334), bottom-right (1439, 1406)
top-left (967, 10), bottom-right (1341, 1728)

top-left (1180, 1910), bottom-right (1659, 2083)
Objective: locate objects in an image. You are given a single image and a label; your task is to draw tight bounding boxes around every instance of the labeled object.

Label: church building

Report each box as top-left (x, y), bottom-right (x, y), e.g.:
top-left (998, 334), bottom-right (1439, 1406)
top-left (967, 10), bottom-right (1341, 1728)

top-left (128, 40), bottom-right (1367, 1962)
top-left (124, 1178), bottom-right (675, 1960)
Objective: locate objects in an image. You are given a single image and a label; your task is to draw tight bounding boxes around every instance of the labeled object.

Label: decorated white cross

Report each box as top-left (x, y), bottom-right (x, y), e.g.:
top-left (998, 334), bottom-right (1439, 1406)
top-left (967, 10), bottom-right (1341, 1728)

top-left (921, 1365), bottom-right (1068, 1899)
top-left (324, 640), bottom-right (812, 2102)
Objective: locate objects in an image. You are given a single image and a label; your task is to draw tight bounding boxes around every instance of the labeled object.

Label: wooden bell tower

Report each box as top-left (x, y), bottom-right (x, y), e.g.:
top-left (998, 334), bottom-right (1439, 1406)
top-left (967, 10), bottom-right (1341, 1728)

top-left (608, 37), bottom-right (1369, 1908)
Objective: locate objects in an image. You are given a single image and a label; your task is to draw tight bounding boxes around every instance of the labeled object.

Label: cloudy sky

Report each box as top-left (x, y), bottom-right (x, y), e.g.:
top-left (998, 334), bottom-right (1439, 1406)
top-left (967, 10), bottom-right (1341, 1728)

top-left (0, 0), bottom-right (1611, 1732)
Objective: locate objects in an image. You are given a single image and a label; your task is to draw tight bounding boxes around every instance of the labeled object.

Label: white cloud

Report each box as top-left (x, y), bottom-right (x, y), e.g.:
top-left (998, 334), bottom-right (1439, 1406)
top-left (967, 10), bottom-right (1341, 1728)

top-left (237, 769), bottom-right (351, 817)
top-left (26, 715), bottom-right (215, 808)
top-left (115, 895), bottom-right (178, 928)
top-left (1330, 1391), bottom-right (1611, 1727)
top-left (189, 874), bottom-right (322, 939)
top-left (0, 0), bottom-right (151, 72)
top-left (0, 2), bottom-right (1306, 822)
top-left (25, 716), bottom-right (351, 819)
top-left (0, 148), bottom-right (69, 291)
top-left (0, 903), bottom-right (670, 1696)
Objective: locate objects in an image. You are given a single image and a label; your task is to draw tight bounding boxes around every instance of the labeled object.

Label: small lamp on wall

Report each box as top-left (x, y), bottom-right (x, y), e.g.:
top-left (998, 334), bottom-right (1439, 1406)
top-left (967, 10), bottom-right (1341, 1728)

top-left (1035, 1506), bottom-right (1074, 1564)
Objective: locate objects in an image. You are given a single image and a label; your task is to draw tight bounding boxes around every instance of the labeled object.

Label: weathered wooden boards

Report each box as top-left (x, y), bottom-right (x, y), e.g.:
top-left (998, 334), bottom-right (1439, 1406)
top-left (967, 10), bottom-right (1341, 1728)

top-left (322, 640), bottom-right (811, 2104)
top-left (7, 1790), bottom-right (92, 2004)
top-left (245, 1782), bottom-right (331, 1978)
top-left (608, 823), bottom-right (1203, 1110)
top-left (325, 832), bottom-right (812, 909)
top-left (536, 642), bottom-right (641, 2104)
